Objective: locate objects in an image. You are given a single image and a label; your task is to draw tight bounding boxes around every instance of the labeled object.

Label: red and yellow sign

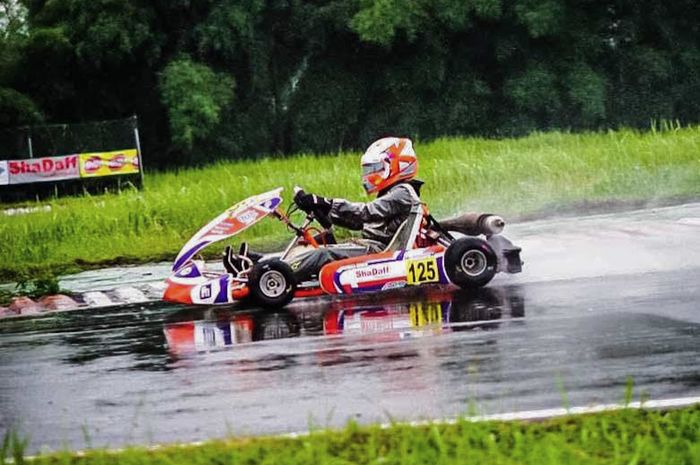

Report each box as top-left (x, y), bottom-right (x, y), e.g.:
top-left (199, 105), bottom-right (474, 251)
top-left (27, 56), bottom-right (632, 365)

top-left (79, 149), bottom-right (140, 178)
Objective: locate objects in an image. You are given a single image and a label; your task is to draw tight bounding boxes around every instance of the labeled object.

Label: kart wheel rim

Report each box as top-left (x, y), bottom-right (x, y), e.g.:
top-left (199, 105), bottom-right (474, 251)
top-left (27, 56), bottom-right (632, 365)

top-left (259, 270), bottom-right (287, 298)
top-left (460, 249), bottom-right (487, 277)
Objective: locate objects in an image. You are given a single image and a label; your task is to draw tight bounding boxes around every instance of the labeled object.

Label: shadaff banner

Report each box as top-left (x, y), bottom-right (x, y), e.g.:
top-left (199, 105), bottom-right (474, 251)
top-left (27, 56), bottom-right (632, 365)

top-left (8, 154), bottom-right (80, 184)
top-left (0, 161), bottom-right (8, 185)
top-left (79, 149), bottom-right (140, 178)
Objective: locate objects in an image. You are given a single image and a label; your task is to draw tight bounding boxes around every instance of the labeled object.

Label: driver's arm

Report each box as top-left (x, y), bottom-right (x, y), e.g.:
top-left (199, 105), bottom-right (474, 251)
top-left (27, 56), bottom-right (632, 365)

top-left (329, 185), bottom-right (415, 230)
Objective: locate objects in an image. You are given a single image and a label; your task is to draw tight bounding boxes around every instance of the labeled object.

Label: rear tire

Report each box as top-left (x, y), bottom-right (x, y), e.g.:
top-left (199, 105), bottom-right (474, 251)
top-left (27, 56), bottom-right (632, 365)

top-left (444, 238), bottom-right (497, 289)
top-left (248, 260), bottom-right (296, 309)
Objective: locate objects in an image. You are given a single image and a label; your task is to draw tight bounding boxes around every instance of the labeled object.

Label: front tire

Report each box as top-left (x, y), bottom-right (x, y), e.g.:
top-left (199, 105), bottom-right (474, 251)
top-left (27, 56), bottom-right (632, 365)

top-left (248, 260), bottom-right (296, 309)
top-left (444, 238), bottom-right (497, 289)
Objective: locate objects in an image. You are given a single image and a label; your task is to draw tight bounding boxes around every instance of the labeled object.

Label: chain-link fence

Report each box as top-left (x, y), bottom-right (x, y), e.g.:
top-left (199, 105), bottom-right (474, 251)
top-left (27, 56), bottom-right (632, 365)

top-left (0, 116), bottom-right (143, 202)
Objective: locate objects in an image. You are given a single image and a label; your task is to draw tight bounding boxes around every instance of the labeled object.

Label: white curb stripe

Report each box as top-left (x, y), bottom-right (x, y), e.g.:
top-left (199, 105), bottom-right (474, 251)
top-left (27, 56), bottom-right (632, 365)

top-left (283, 396), bottom-right (700, 437)
top-left (16, 397), bottom-right (700, 461)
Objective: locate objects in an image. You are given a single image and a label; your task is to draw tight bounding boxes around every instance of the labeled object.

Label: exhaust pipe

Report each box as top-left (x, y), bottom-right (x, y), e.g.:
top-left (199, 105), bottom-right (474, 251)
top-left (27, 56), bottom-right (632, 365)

top-left (438, 213), bottom-right (505, 237)
top-left (480, 215), bottom-right (505, 236)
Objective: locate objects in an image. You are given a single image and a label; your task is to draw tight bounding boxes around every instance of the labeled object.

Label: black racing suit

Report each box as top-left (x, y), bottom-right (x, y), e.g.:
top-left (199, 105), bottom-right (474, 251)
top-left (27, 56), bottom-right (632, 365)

top-left (287, 180), bottom-right (424, 282)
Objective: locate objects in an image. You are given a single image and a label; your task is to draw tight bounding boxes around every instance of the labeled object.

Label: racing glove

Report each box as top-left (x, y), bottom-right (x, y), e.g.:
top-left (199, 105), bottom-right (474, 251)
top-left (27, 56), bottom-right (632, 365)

top-left (294, 189), bottom-right (333, 215)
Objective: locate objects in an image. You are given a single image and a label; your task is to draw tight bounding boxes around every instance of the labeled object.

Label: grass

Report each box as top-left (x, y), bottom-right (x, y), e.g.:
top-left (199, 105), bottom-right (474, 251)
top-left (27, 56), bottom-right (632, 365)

top-left (0, 126), bottom-right (699, 282)
top-left (3, 406), bottom-right (699, 464)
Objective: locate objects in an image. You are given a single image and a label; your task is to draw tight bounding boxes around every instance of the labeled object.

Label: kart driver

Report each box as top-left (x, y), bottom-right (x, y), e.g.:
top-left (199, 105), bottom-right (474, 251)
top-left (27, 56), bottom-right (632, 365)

top-left (225, 137), bottom-right (424, 282)
top-left (290, 136), bottom-right (423, 281)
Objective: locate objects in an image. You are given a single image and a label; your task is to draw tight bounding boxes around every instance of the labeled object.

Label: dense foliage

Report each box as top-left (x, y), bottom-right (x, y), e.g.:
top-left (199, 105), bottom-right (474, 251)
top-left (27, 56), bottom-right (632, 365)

top-left (0, 0), bottom-right (698, 166)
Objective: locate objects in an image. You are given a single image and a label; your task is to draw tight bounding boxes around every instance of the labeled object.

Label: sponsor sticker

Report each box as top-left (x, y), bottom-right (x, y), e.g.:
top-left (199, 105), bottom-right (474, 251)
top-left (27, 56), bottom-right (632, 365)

top-left (8, 154), bottom-right (80, 184)
top-left (199, 284), bottom-right (212, 300)
top-left (381, 281), bottom-right (406, 291)
top-left (0, 161), bottom-right (8, 185)
top-left (236, 209), bottom-right (259, 225)
top-left (79, 149), bottom-right (140, 178)
top-left (354, 264), bottom-right (390, 280)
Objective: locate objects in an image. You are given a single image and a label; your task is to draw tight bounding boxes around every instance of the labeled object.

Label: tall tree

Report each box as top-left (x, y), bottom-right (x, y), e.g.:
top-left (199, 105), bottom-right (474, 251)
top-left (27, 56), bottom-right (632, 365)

top-left (0, 0), bottom-right (696, 166)
top-left (0, 0), bottom-right (41, 127)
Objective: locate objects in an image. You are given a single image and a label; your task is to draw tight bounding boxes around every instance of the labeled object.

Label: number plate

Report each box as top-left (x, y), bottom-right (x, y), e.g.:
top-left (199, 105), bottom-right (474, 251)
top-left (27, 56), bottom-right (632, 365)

top-left (405, 257), bottom-right (440, 285)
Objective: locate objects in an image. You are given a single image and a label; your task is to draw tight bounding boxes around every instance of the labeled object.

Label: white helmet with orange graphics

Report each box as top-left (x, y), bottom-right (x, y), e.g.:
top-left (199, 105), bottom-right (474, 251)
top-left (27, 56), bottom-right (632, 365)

top-left (361, 137), bottom-right (418, 195)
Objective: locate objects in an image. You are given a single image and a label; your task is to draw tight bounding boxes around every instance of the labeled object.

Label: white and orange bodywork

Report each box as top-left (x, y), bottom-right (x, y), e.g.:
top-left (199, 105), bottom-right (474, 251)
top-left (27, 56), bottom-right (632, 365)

top-left (164, 189), bottom-right (283, 305)
top-left (164, 244), bottom-right (453, 305)
top-left (318, 245), bottom-right (449, 296)
top-left (163, 187), bottom-right (502, 307)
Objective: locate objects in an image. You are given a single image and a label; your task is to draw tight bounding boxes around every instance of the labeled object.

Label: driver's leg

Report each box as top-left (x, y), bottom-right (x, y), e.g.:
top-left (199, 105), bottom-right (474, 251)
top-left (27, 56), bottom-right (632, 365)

top-left (288, 245), bottom-right (368, 282)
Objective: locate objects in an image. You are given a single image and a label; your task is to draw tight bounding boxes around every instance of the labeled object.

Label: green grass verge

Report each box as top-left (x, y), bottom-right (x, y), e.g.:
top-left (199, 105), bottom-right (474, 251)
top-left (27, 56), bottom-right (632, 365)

top-left (3, 406), bottom-right (699, 464)
top-left (1, 126), bottom-right (699, 282)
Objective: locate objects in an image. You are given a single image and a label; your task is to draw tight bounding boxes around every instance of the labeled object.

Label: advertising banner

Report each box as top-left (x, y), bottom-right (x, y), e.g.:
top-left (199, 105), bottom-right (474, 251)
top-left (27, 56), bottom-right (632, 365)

top-left (0, 161), bottom-right (8, 185)
top-left (79, 149), bottom-right (140, 178)
top-left (8, 154), bottom-right (80, 184)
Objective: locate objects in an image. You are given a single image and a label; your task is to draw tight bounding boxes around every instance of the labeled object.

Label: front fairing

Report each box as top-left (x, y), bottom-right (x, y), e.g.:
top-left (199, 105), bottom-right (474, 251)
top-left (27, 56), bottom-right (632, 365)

top-left (172, 188), bottom-right (283, 272)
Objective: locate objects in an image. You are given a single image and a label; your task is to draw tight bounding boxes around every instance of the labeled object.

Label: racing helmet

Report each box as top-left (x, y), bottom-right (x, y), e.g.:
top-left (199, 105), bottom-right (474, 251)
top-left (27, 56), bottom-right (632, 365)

top-left (361, 137), bottom-right (418, 195)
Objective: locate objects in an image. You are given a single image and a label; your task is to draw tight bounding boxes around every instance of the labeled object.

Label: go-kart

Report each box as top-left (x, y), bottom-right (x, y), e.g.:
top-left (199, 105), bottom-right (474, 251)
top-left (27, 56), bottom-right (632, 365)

top-left (163, 187), bottom-right (522, 308)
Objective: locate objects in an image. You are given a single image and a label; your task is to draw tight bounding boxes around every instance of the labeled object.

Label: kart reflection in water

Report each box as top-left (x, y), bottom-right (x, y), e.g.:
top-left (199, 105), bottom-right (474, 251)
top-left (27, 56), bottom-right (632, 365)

top-left (163, 286), bottom-right (525, 356)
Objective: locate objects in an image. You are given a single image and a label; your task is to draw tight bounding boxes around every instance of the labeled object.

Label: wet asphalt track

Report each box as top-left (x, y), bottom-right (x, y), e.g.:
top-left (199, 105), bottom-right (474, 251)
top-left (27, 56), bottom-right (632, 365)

top-left (1, 203), bottom-right (699, 453)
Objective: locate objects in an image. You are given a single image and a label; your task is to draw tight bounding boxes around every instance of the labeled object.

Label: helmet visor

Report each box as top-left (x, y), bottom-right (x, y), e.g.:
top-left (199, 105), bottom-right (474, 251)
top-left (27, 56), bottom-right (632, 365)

top-left (362, 162), bottom-right (385, 193)
top-left (362, 162), bottom-right (384, 176)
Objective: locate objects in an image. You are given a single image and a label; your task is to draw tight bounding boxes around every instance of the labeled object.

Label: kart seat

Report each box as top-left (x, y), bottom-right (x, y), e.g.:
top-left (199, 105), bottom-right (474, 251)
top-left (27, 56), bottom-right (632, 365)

top-left (383, 203), bottom-right (424, 252)
top-left (383, 220), bottom-right (408, 252)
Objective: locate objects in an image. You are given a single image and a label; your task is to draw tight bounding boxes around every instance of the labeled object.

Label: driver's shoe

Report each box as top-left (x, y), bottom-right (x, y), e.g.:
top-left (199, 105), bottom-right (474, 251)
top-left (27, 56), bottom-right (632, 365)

top-left (239, 242), bottom-right (264, 263)
top-left (223, 243), bottom-right (262, 275)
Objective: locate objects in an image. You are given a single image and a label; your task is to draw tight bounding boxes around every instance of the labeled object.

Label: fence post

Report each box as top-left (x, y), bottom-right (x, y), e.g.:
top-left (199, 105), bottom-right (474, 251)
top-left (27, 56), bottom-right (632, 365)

top-left (27, 129), bottom-right (34, 158)
top-left (132, 115), bottom-right (145, 188)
